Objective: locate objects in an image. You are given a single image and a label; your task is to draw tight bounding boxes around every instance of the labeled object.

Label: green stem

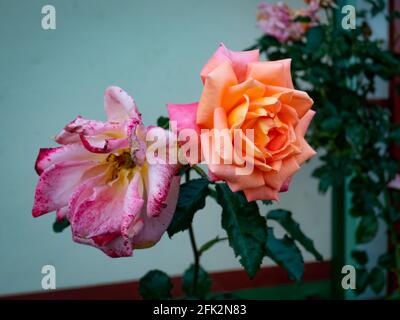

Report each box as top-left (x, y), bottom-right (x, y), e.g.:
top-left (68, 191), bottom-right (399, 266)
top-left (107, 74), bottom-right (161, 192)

top-left (198, 236), bottom-right (228, 257)
top-left (191, 165), bottom-right (210, 181)
top-left (185, 170), bottom-right (201, 296)
top-left (189, 225), bottom-right (200, 296)
top-left (208, 187), bottom-right (218, 201)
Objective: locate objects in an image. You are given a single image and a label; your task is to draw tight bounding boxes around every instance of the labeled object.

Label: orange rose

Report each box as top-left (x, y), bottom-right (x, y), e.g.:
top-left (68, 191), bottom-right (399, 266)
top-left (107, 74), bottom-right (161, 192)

top-left (168, 44), bottom-right (316, 201)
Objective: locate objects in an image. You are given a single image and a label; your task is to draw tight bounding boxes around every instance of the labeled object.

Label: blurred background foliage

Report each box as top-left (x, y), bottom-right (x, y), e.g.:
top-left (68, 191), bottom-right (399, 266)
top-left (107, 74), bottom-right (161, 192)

top-left (251, 0), bottom-right (400, 298)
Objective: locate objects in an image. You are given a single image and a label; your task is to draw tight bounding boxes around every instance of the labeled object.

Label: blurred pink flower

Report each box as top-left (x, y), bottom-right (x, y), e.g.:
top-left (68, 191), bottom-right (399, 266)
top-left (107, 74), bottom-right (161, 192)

top-left (292, 1), bottom-right (320, 38)
top-left (257, 1), bottom-right (320, 43)
top-left (304, 0), bottom-right (336, 9)
top-left (257, 2), bottom-right (292, 42)
top-left (32, 86), bottom-right (180, 257)
top-left (388, 174), bottom-right (400, 190)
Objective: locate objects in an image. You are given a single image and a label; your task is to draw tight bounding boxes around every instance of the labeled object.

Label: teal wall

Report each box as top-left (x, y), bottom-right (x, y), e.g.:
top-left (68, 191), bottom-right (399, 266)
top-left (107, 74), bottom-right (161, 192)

top-left (0, 0), bottom-right (333, 296)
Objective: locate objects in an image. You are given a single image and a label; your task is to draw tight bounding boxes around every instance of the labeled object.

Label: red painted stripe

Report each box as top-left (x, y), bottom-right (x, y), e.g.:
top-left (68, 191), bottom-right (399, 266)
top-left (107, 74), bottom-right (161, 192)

top-left (1, 261), bottom-right (330, 300)
top-left (390, 0), bottom-right (400, 160)
top-left (367, 99), bottom-right (389, 108)
top-left (388, 0), bottom-right (400, 294)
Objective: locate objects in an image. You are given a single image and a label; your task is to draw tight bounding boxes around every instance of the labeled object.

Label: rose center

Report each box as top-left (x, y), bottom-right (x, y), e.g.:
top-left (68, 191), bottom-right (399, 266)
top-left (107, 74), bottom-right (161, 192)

top-left (266, 127), bottom-right (288, 151)
top-left (105, 150), bottom-right (139, 182)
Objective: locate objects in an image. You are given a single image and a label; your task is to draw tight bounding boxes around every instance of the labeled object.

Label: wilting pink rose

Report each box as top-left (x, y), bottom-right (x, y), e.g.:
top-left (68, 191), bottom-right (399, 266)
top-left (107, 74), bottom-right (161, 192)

top-left (168, 44), bottom-right (316, 201)
top-left (33, 86), bottom-right (180, 257)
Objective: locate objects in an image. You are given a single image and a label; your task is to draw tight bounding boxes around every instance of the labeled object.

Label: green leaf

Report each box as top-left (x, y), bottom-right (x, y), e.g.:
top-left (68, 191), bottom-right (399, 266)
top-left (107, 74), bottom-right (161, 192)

top-left (294, 15), bottom-right (312, 23)
top-left (157, 116), bottom-right (169, 129)
top-left (321, 117), bottom-right (342, 132)
top-left (389, 125), bottom-right (400, 144)
top-left (387, 206), bottom-right (400, 223)
top-left (139, 270), bottom-right (173, 300)
top-left (198, 236), bottom-right (227, 256)
top-left (365, 0), bottom-right (385, 16)
top-left (387, 11), bottom-right (400, 22)
top-left (259, 35), bottom-right (281, 51)
top-left (183, 264), bottom-right (212, 299)
top-left (356, 268), bottom-right (369, 294)
top-left (313, 165), bottom-right (338, 193)
top-left (356, 215), bottom-right (378, 244)
top-left (167, 178), bottom-right (209, 237)
top-left (305, 26), bottom-right (323, 54)
top-left (378, 252), bottom-right (395, 269)
top-left (216, 183), bottom-right (267, 278)
top-left (265, 227), bottom-right (304, 281)
top-left (351, 250), bottom-right (368, 266)
top-left (262, 200), bottom-right (273, 206)
top-left (267, 209), bottom-right (323, 261)
top-left (346, 124), bottom-right (368, 150)
top-left (52, 218), bottom-right (70, 233)
top-left (368, 267), bottom-right (385, 294)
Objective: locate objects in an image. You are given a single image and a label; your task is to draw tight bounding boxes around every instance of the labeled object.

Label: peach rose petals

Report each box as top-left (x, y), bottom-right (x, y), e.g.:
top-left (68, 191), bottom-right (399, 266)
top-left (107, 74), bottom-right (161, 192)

top-left (168, 44), bottom-right (317, 201)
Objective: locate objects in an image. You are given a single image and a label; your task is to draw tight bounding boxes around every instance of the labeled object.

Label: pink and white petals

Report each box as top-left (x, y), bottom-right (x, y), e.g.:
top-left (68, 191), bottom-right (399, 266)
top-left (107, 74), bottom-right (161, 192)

top-left (80, 134), bottom-right (129, 154)
top-left (70, 171), bottom-right (142, 257)
top-left (55, 116), bottom-right (125, 145)
top-left (32, 86), bottom-right (181, 258)
top-left (145, 127), bottom-right (180, 217)
top-left (32, 160), bottom-right (98, 217)
top-left (133, 176), bottom-right (180, 249)
top-left (146, 162), bottom-right (179, 217)
top-left (67, 169), bottom-right (110, 221)
top-left (104, 86), bottom-right (141, 122)
top-left (35, 144), bottom-right (104, 175)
